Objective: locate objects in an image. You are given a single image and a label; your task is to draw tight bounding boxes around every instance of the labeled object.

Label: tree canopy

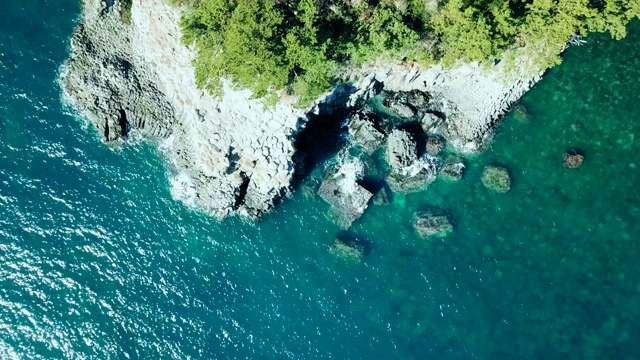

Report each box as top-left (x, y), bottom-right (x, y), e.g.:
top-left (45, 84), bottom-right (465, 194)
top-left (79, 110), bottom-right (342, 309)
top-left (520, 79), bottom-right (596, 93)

top-left (176, 0), bottom-right (639, 105)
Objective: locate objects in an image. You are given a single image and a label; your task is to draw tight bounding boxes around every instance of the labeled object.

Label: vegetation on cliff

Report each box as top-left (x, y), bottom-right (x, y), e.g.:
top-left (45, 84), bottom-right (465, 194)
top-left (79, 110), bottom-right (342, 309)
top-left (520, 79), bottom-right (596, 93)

top-left (175, 0), bottom-right (639, 104)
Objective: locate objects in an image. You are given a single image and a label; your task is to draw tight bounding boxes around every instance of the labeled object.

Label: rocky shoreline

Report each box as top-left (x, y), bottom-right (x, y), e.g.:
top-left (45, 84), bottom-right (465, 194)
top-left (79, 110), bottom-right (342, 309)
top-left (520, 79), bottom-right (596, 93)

top-left (60, 0), bottom-right (542, 220)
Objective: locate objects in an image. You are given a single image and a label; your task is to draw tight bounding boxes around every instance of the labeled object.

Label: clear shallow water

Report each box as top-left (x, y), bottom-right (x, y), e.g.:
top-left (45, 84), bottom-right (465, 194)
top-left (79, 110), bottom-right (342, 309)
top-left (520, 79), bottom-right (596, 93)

top-left (2, 2), bottom-right (640, 359)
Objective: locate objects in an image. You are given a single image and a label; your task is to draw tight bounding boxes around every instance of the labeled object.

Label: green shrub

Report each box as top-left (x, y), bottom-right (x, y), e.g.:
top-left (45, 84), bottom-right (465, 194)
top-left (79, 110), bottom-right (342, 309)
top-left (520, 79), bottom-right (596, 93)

top-left (177, 0), bottom-right (640, 106)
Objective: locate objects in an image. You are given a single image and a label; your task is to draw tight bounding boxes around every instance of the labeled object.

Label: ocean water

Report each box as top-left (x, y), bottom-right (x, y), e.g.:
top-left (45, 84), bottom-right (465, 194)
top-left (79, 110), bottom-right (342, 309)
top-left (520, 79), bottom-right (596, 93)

top-left (2, 2), bottom-right (640, 359)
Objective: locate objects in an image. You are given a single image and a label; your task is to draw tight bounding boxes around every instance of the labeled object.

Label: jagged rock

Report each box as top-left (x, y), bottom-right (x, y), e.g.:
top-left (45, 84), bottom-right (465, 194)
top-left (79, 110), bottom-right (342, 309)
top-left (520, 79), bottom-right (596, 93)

top-left (386, 129), bottom-right (418, 169)
top-left (425, 134), bottom-right (446, 155)
top-left (59, 0), bottom-right (305, 220)
top-left (387, 156), bottom-right (439, 193)
top-left (481, 165), bottom-right (511, 193)
top-left (564, 149), bottom-right (584, 168)
top-left (414, 211), bottom-right (453, 238)
top-left (348, 111), bottom-right (385, 154)
top-left (329, 238), bottom-right (365, 262)
top-left (382, 90), bottom-right (430, 120)
top-left (386, 129), bottom-right (438, 192)
top-left (440, 156), bottom-right (465, 181)
top-left (318, 158), bottom-right (373, 229)
top-left (372, 186), bottom-right (392, 205)
top-left (420, 112), bottom-right (444, 132)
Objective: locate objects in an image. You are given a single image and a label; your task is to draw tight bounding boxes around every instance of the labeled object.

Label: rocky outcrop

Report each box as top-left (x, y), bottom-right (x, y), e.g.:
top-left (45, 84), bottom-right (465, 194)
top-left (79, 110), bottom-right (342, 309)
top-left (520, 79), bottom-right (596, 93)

top-left (414, 211), bottom-right (453, 238)
top-left (386, 129), bottom-right (418, 169)
top-left (60, 0), bottom-right (542, 220)
top-left (60, 0), bottom-right (305, 219)
top-left (348, 111), bottom-right (386, 155)
top-left (386, 129), bottom-right (438, 192)
top-left (382, 90), bottom-right (430, 120)
top-left (481, 165), bottom-right (511, 193)
top-left (318, 157), bottom-right (373, 229)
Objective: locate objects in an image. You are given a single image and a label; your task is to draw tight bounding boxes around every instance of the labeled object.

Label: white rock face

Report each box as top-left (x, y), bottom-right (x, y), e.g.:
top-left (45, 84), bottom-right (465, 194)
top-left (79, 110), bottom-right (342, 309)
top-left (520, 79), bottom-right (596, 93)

top-left (61, 0), bottom-right (305, 219)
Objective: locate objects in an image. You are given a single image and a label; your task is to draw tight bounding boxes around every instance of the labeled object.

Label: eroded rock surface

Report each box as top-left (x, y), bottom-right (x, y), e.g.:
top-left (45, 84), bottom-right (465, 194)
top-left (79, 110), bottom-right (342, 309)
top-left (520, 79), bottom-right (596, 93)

top-left (60, 0), bottom-right (305, 219)
top-left (318, 158), bottom-right (373, 229)
top-left (386, 129), bottom-right (438, 192)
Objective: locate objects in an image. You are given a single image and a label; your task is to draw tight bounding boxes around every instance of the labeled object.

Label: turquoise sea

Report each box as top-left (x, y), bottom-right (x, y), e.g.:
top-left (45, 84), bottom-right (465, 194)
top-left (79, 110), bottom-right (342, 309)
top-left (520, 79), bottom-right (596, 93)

top-left (2, 2), bottom-right (640, 359)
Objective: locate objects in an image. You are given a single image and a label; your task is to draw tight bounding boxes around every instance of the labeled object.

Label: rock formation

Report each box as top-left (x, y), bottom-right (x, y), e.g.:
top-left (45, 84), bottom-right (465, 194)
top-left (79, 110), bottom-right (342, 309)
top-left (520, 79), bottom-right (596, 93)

top-left (481, 165), bottom-right (511, 193)
top-left (440, 156), bottom-right (465, 181)
top-left (564, 149), bottom-right (585, 168)
top-left (348, 111), bottom-right (386, 155)
top-left (386, 129), bottom-right (439, 192)
top-left (329, 238), bottom-right (365, 262)
top-left (414, 211), bottom-right (454, 238)
top-left (60, 0), bottom-right (305, 219)
top-left (318, 157), bottom-right (373, 229)
top-left (60, 0), bottom-right (542, 220)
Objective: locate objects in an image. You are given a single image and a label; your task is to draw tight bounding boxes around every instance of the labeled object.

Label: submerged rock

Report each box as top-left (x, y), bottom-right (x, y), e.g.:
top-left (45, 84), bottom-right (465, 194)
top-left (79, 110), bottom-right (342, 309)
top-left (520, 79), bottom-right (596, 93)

top-left (440, 156), bottom-right (465, 181)
top-left (481, 165), bottom-right (511, 193)
top-left (514, 104), bottom-right (529, 122)
top-left (329, 238), bottom-right (365, 262)
top-left (348, 111), bottom-right (386, 154)
top-left (372, 185), bottom-right (393, 205)
top-left (318, 158), bottom-right (373, 229)
top-left (414, 211), bottom-right (453, 238)
top-left (564, 149), bottom-right (585, 168)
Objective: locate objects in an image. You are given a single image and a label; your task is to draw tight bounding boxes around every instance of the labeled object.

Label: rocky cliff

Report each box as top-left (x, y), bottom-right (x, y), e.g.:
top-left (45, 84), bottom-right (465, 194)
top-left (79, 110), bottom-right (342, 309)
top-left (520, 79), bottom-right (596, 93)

top-left (60, 0), bottom-right (541, 220)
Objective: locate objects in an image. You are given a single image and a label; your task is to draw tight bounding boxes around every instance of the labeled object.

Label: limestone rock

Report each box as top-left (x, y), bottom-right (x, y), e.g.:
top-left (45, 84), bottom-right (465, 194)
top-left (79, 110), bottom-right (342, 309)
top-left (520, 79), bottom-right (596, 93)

top-left (382, 90), bottom-right (430, 120)
top-left (387, 156), bottom-right (439, 193)
top-left (481, 165), bottom-right (511, 193)
top-left (386, 129), bottom-right (438, 192)
top-left (414, 211), bottom-right (453, 238)
top-left (564, 149), bottom-right (584, 168)
top-left (440, 156), bottom-right (465, 181)
top-left (318, 158), bottom-right (373, 229)
top-left (386, 129), bottom-right (417, 170)
top-left (348, 111), bottom-right (385, 154)
top-left (59, 0), bottom-right (305, 220)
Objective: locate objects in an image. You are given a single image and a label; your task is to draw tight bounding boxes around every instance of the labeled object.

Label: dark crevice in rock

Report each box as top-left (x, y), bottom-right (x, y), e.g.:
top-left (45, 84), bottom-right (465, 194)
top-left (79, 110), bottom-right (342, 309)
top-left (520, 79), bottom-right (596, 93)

top-left (233, 173), bottom-right (251, 210)
top-left (290, 109), bottom-right (351, 189)
top-left (104, 119), bottom-right (110, 141)
top-left (226, 147), bottom-right (240, 175)
top-left (118, 109), bottom-right (130, 137)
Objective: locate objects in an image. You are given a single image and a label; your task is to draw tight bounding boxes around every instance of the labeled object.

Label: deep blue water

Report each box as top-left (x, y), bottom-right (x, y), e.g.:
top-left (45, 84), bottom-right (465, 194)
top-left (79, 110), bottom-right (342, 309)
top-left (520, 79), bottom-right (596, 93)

top-left (2, 2), bottom-right (640, 359)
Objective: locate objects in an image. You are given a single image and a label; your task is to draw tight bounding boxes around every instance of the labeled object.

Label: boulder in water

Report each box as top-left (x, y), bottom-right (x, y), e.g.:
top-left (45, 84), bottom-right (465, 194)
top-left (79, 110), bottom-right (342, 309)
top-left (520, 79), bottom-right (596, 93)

top-left (318, 158), bottom-right (373, 229)
top-left (481, 165), bottom-right (511, 193)
top-left (440, 156), bottom-right (465, 181)
top-left (386, 129), bottom-right (418, 170)
top-left (329, 238), bottom-right (365, 262)
top-left (386, 129), bottom-right (438, 192)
